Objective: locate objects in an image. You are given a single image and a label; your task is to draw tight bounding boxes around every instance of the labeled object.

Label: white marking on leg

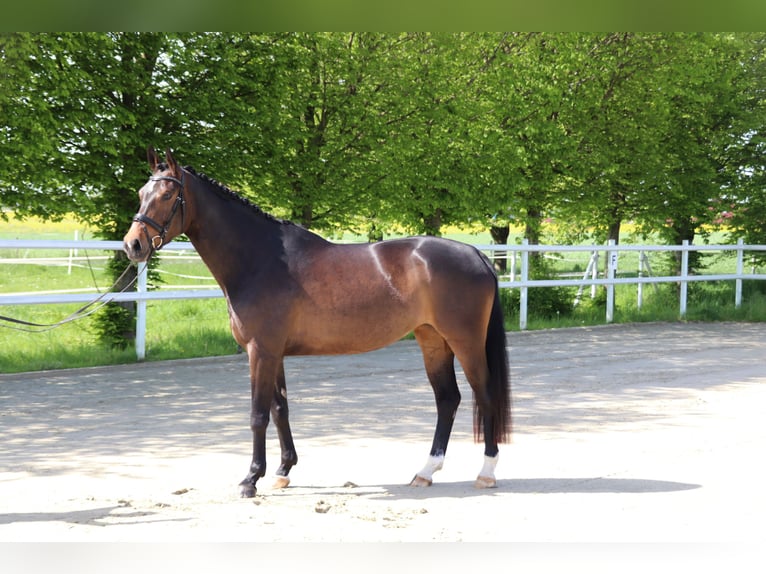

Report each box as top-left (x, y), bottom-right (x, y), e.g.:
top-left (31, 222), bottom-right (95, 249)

top-left (415, 454), bottom-right (444, 483)
top-left (478, 453), bottom-right (498, 479)
top-left (475, 453), bottom-right (499, 489)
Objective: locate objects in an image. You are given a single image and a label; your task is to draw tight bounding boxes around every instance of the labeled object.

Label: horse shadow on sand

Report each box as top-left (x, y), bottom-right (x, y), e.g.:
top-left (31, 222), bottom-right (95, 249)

top-left (264, 475), bottom-right (700, 501)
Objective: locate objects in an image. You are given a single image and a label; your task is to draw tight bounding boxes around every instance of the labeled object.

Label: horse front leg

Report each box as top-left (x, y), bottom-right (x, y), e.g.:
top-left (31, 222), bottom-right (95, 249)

top-left (239, 348), bottom-right (280, 498)
top-left (271, 360), bottom-right (298, 489)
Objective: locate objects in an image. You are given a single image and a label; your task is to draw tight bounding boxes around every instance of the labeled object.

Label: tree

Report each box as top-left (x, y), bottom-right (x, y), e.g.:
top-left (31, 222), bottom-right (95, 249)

top-left (552, 33), bottom-right (676, 246)
top-left (5, 32), bottom-right (766, 349)
top-left (710, 34), bottom-right (766, 257)
top-left (363, 33), bottom-right (501, 237)
top-left (1, 33), bottom-right (173, 346)
top-left (0, 33), bottom-right (294, 346)
top-left (619, 34), bottom-right (766, 274)
top-left (493, 33), bottom-right (766, 266)
top-left (473, 33), bottom-right (590, 246)
top-left (246, 32), bottom-right (399, 234)
top-left (0, 32), bottom-right (417, 345)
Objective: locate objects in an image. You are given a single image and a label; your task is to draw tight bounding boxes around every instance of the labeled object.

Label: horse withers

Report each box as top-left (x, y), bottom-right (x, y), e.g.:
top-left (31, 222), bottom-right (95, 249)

top-left (123, 147), bottom-right (511, 497)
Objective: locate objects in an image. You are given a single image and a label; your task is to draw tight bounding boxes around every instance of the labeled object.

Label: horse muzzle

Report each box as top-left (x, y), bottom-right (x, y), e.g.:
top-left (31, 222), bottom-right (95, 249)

top-left (123, 224), bottom-right (152, 262)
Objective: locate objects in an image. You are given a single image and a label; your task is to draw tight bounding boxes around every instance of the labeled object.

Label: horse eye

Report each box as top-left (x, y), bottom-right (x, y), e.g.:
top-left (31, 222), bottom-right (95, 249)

top-left (162, 192), bottom-right (173, 200)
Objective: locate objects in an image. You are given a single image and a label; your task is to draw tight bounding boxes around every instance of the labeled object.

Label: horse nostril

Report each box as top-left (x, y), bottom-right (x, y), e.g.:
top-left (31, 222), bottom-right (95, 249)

top-left (126, 238), bottom-right (142, 257)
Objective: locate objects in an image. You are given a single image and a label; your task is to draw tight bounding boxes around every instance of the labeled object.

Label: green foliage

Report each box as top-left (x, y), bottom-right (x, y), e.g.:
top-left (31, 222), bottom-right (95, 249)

top-left (4, 32), bottom-right (765, 238)
top-left (501, 257), bottom-right (575, 321)
top-left (91, 302), bottom-right (134, 350)
top-left (3, 32), bottom-right (766, 348)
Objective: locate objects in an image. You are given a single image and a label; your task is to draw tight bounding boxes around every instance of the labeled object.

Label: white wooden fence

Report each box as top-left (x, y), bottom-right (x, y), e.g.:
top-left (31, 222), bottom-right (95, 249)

top-left (2, 238), bottom-right (766, 360)
top-left (501, 239), bottom-right (766, 329)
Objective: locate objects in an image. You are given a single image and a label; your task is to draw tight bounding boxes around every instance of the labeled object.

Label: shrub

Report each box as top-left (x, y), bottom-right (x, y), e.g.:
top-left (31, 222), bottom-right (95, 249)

top-left (500, 255), bottom-right (575, 321)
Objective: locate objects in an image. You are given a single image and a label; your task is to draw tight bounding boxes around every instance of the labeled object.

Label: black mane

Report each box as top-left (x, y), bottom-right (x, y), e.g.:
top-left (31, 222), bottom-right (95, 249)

top-left (159, 163), bottom-right (290, 226)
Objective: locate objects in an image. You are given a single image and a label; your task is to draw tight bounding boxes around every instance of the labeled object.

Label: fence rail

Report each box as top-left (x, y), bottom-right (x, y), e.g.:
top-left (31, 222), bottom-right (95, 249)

top-left (2, 238), bottom-right (766, 360)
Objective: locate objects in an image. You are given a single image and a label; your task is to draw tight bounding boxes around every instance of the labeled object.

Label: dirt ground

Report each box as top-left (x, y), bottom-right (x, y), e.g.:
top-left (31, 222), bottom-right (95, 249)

top-left (2, 322), bottom-right (766, 547)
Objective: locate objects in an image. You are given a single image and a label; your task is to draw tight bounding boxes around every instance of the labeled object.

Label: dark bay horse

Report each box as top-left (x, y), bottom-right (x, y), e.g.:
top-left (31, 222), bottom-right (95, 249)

top-left (123, 147), bottom-right (511, 497)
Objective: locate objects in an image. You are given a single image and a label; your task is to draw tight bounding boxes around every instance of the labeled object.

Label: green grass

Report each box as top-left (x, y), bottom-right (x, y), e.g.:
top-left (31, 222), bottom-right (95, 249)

top-left (1, 218), bottom-right (236, 373)
top-left (0, 294), bottom-right (237, 374)
top-left (501, 279), bottom-right (766, 332)
top-left (2, 218), bottom-right (765, 374)
top-left (0, 249), bottom-right (235, 371)
top-left (0, 280), bottom-right (236, 373)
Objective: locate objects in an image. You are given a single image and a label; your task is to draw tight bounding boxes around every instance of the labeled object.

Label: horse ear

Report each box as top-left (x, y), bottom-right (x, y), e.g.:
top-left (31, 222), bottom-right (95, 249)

top-left (147, 146), bottom-right (159, 171)
top-left (164, 148), bottom-right (179, 175)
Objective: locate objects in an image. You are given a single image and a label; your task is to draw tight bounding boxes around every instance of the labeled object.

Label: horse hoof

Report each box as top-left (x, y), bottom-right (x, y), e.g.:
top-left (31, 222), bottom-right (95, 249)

top-left (409, 475), bottom-right (433, 487)
top-left (272, 476), bottom-right (291, 489)
top-left (474, 475), bottom-right (497, 489)
top-left (239, 482), bottom-right (257, 498)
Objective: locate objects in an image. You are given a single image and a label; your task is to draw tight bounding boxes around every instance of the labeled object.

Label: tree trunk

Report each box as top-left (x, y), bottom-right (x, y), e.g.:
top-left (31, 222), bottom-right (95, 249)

top-left (292, 203), bottom-right (314, 229)
top-left (604, 219), bottom-right (621, 277)
top-left (670, 218), bottom-right (697, 276)
top-left (524, 207), bottom-right (541, 244)
top-left (524, 206), bottom-right (542, 265)
top-left (423, 208), bottom-right (443, 236)
top-left (367, 222), bottom-right (384, 242)
top-left (490, 223), bottom-right (510, 273)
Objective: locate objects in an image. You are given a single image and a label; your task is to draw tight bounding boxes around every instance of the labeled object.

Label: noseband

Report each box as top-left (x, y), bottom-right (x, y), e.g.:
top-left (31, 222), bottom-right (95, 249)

top-left (133, 174), bottom-right (186, 253)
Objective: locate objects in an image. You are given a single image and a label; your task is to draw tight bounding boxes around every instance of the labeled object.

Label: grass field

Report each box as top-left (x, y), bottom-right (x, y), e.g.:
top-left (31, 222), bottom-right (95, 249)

top-left (2, 214), bottom-right (765, 374)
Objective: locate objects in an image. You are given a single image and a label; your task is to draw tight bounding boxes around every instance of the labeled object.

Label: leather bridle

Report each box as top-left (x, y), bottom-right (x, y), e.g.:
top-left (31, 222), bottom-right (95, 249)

top-left (132, 173), bottom-right (186, 253)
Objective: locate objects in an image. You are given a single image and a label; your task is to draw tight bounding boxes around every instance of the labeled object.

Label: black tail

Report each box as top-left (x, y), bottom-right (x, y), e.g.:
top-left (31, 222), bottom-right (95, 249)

top-left (474, 283), bottom-right (512, 444)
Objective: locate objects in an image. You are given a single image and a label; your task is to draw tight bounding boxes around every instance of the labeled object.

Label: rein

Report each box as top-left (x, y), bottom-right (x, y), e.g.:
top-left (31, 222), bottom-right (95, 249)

top-left (132, 173), bottom-right (186, 254)
top-left (1, 172), bottom-right (185, 332)
top-left (0, 263), bottom-right (144, 332)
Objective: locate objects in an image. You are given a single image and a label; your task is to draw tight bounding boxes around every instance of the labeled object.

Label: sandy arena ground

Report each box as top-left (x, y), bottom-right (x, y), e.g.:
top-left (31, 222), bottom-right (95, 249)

top-left (2, 322), bottom-right (766, 551)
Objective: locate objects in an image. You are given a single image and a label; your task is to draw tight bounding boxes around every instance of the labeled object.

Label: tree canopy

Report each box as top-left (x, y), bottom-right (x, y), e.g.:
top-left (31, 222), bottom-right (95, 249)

top-left (4, 32), bottom-right (765, 347)
top-left (3, 32), bottom-right (765, 246)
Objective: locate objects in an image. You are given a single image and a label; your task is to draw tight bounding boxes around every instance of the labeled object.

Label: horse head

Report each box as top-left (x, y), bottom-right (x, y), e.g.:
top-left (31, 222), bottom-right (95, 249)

top-left (123, 147), bottom-right (188, 262)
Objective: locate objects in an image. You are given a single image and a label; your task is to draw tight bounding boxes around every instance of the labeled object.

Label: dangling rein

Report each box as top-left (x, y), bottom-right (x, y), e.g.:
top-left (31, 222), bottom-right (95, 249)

top-left (3, 175), bottom-right (185, 332)
top-left (0, 263), bottom-right (142, 332)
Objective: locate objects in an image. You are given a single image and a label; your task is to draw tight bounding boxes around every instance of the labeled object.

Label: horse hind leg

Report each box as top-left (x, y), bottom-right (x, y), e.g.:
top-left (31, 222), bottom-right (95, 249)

top-left (454, 344), bottom-right (503, 489)
top-left (475, 452), bottom-right (500, 489)
top-left (410, 325), bottom-right (461, 487)
top-left (474, 289), bottom-right (512, 489)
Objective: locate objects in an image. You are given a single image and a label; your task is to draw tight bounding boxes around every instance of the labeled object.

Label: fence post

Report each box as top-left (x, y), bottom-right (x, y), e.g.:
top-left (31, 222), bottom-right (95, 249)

top-left (136, 262), bottom-right (147, 361)
top-left (574, 251), bottom-right (597, 307)
top-left (637, 250), bottom-right (644, 310)
top-left (591, 250), bottom-right (598, 299)
top-left (735, 238), bottom-right (744, 308)
top-left (605, 240), bottom-right (616, 323)
top-left (680, 240), bottom-right (689, 318)
top-left (519, 239), bottom-right (529, 331)
top-left (68, 230), bottom-right (78, 275)
top-left (509, 249), bottom-right (516, 282)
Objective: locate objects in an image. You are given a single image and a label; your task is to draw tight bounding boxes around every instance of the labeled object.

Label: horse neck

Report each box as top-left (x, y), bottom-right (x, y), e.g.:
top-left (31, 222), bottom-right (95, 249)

top-left (182, 178), bottom-right (286, 288)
